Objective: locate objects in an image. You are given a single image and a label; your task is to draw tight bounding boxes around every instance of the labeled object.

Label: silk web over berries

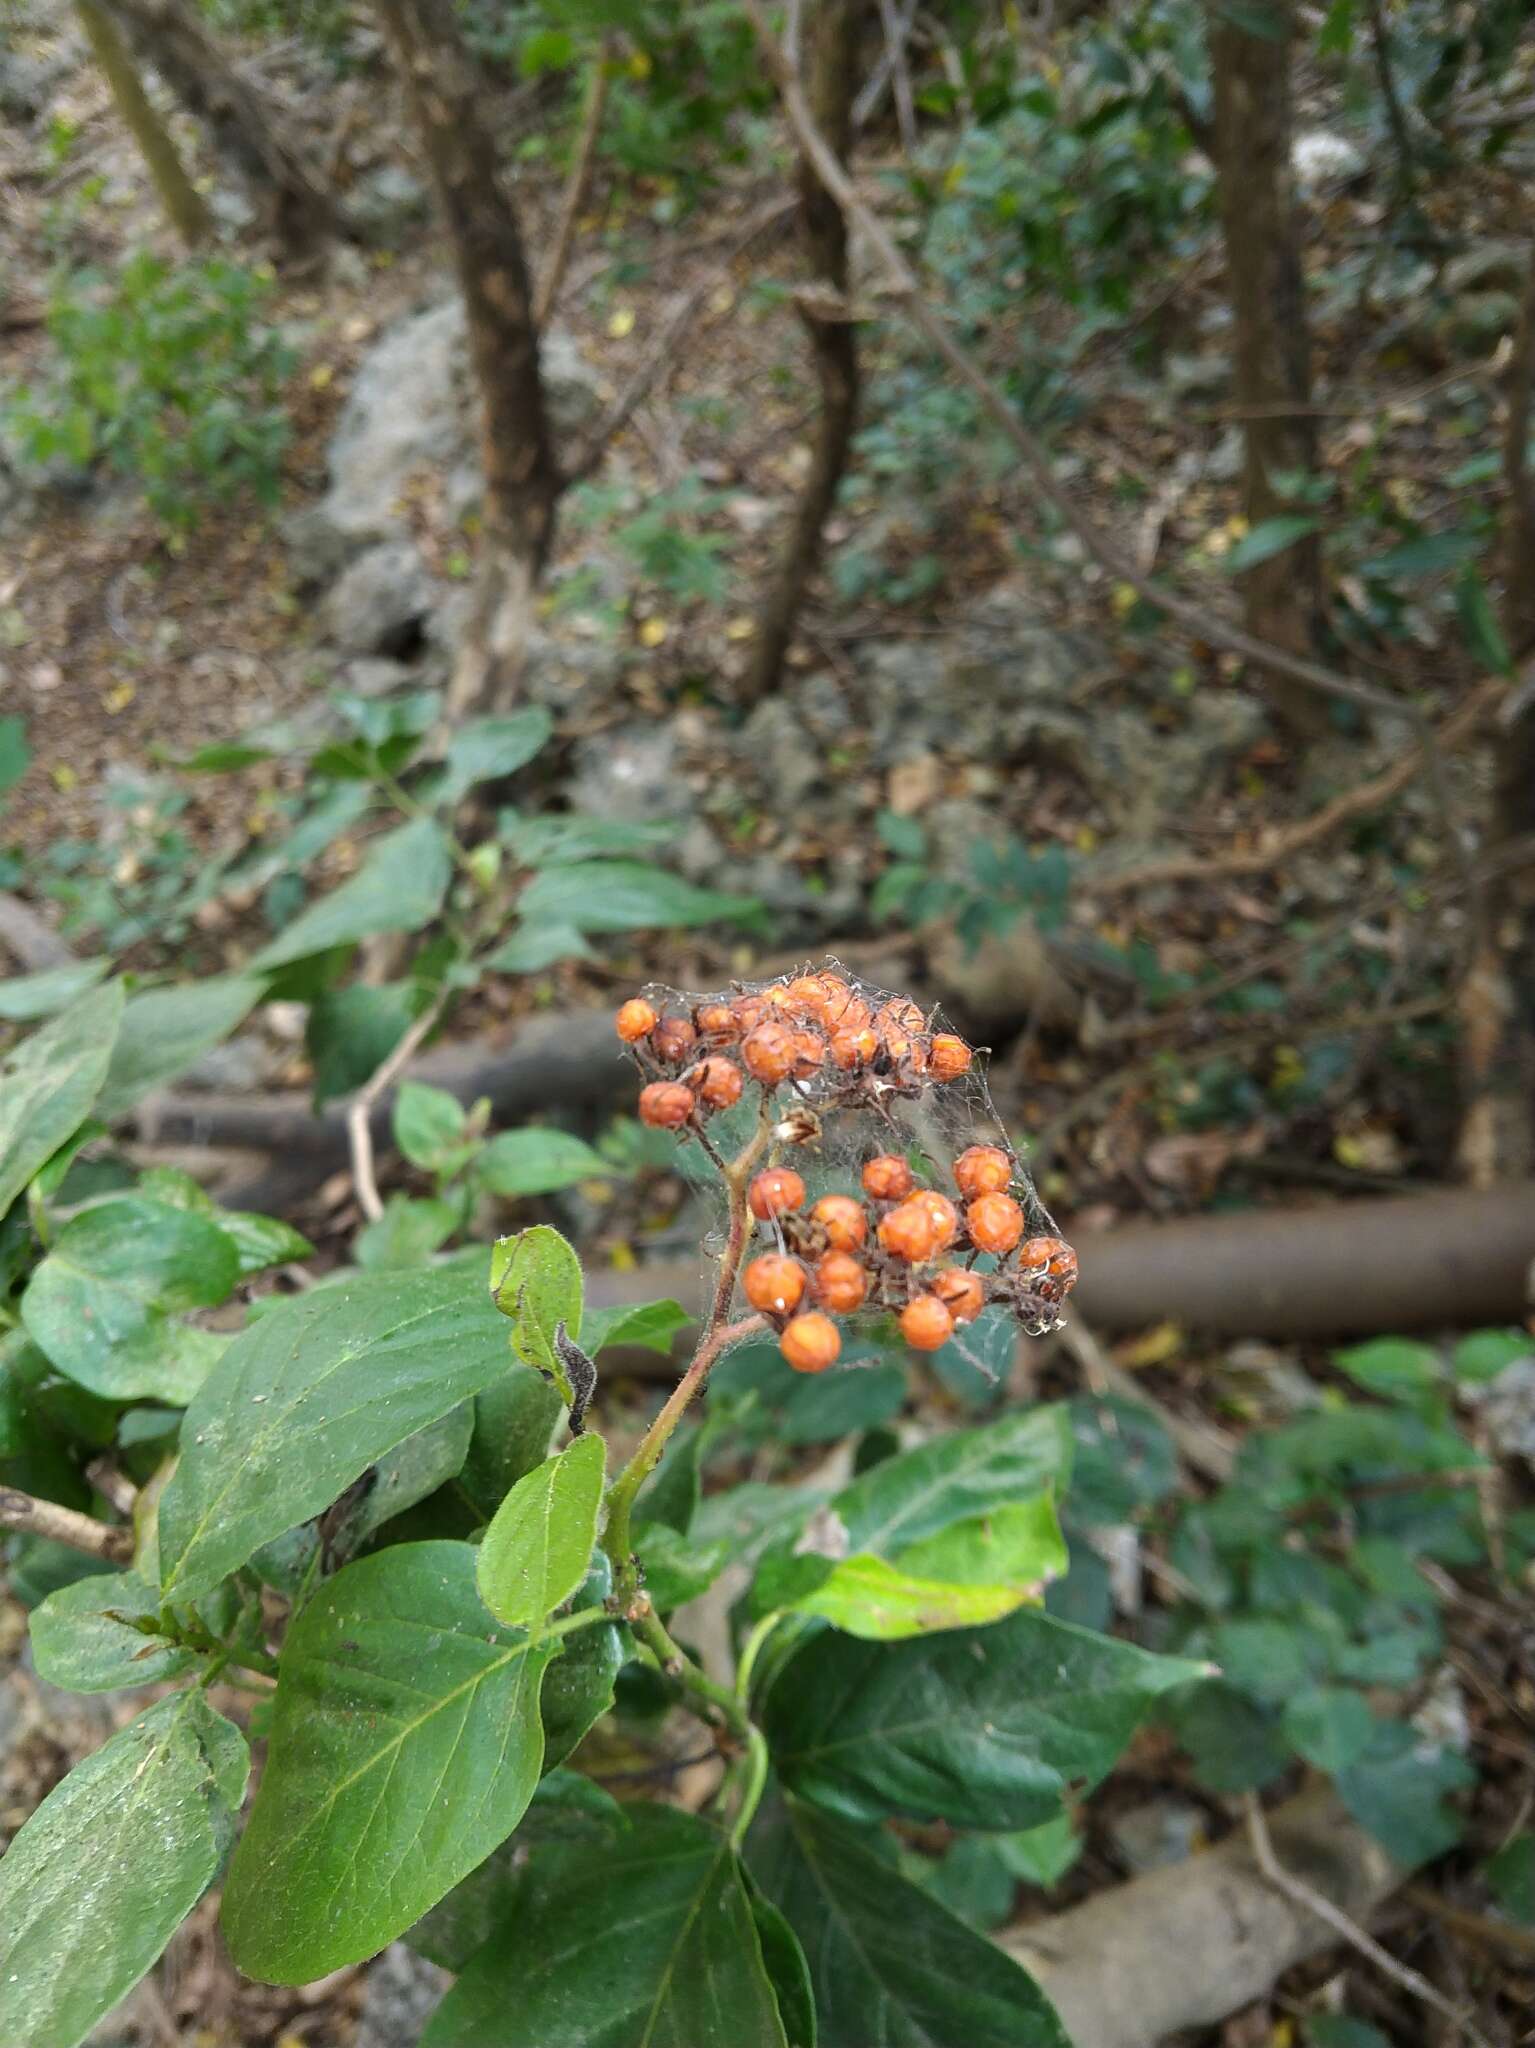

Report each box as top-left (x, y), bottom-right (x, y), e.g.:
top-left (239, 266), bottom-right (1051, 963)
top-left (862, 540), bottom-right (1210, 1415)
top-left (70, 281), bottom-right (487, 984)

top-left (617, 960), bottom-right (1076, 1379)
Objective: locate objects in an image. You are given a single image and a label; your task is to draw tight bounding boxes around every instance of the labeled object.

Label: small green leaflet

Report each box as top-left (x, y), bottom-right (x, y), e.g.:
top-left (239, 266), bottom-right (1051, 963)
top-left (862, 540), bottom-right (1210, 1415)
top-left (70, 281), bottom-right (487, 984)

top-left (94, 975), bottom-right (265, 1120)
top-left (28, 1570), bottom-right (201, 1693)
top-left (517, 858), bottom-right (762, 936)
top-left (1223, 515), bottom-right (1319, 572)
top-left (0, 958), bottom-right (110, 1023)
top-left (252, 815), bottom-right (452, 969)
top-left (476, 1433), bottom-right (606, 1630)
top-left (475, 1128), bottom-right (615, 1197)
top-left (490, 1225), bottom-right (584, 1387)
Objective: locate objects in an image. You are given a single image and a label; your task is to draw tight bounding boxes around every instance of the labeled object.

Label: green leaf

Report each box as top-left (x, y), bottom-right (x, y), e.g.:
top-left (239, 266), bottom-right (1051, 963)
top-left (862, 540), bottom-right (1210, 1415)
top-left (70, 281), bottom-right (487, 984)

top-left (779, 1553), bottom-right (1038, 1640)
top-left (539, 1556), bottom-right (624, 1768)
top-left (251, 816), bottom-right (453, 969)
top-left (476, 1432), bottom-right (606, 1629)
top-left (0, 1690), bottom-right (248, 2048)
top-left (895, 1494), bottom-right (1067, 1589)
top-left (1282, 1685), bottom-right (1377, 1773)
top-left (29, 1569), bottom-right (200, 1693)
top-left (0, 981), bottom-right (123, 1219)
top-left (217, 1207), bottom-right (314, 1276)
top-left (749, 1794), bottom-right (1071, 2048)
top-left (779, 1362), bottom-right (907, 1445)
top-left (633, 1521), bottom-right (732, 1610)
top-left (459, 1370), bottom-right (563, 1518)
top-left (0, 712), bottom-right (30, 795)
top-left (1332, 1337), bottom-right (1442, 1407)
top-left (476, 1127), bottom-right (615, 1197)
top-left (995, 1813), bottom-right (1083, 1889)
top-left (1067, 1396), bottom-right (1179, 1521)
top-left (1317, 0), bottom-right (1356, 55)
top-left (1165, 1678), bottom-right (1290, 1793)
top-left (325, 1405), bottom-right (476, 1558)
top-left (578, 1297), bottom-right (691, 1360)
top-left (1224, 515), bottom-right (1319, 571)
top-left (489, 1225), bottom-right (584, 1385)
top-left (0, 958), bottom-right (111, 1022)
top-left (440, 708), bottom-right (553, 799)
top-left (170, 740), bottom-right (275, 772)
top-left (307, 983), bottom-right (415, 1106)
top-left (1486, 1831), bottom-right (1535, 1925)
top-left (517, 859), bottom-right (761, 936)
top-left (1455, 568), bottom-right (1514, 676)
top-left (159, 1266), bottom-right (526, 1602)
top-left (419, 1805), bottom-right (790, 2048)
top-left (21, 1195), bottom-right (240, 1401)
top-left (95, 975), bottom-right (264, 1119)
top-left (394, 1079), bottom-right (469, 1173)
top-left (355, 1194), bottom-right (460, 1268)
top-left (743, 1871), bottom-right (818, 2048)
top-left (1335, 1719), bottom-right (1473, 1864)
top-left (763, 1608), bottom-right (1205, 1830)
top-left (1308, 2021), bottom-right (1390, 2048)
top-left (221, 1543), bottom-right (553, 1983)
top-left (481, 922), bottom-right (595, 973)
top-left (1451, 1328), bottom-right (1531, 1384)
top-left (817, 1404), bottom-right (1072, 1557)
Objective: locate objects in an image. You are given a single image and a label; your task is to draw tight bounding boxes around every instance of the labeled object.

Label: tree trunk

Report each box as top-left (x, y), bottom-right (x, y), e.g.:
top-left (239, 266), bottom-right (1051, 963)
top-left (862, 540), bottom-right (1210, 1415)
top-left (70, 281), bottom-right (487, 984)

top-left (373, 0), bottom-right (563, 721)
top-left (75, 0), bottom-right (210, 248)
top-left (104, 0), bottom-right (344, 260)
top-left (745, 0), bottom-right (862, 704)
top-left (1208, 0), bottom-right (1329, 741)
top-left (1457, 244), bottom-right (1535, 1185)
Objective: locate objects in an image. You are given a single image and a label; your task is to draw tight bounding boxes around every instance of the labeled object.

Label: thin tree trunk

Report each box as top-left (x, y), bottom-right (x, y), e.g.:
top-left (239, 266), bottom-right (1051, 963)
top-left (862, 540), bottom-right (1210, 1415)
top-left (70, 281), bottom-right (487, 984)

top-left (746, 0), bottom-right (862, 704)
top-left (1208, 0), bottom-right (1329, 741)
top-left (374, 0), bottom-right (563, 721)
top-left (75, 0), bottom-right (210, 248)
top-left (1457, 245), bottom-right (1535, 1186)
top-left (104, 0), bottom-right (345, 260)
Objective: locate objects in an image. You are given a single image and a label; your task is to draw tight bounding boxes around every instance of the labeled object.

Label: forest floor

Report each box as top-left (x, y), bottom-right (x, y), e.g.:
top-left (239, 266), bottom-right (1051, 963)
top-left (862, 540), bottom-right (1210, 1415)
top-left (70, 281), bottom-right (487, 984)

top-left (0, 6), bottom-right (1531, 2047)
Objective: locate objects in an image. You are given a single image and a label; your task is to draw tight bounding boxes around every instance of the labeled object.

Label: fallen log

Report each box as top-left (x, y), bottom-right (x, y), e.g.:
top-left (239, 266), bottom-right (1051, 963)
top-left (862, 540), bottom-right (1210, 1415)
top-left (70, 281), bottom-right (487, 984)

top-left (1001, 1787), bottom-right (1405, 2048)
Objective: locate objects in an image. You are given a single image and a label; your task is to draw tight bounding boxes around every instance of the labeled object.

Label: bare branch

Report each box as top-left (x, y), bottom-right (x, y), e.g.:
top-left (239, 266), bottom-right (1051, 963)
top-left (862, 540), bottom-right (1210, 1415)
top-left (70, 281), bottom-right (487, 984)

top-left (0, 1487), bottom-right (134, 1563)
top-left (875, 0), bottom-right (916, 155)
top-left (534, 45), bottom-right (612, 329)
top-left (562, 197), bottom-right (795, 486)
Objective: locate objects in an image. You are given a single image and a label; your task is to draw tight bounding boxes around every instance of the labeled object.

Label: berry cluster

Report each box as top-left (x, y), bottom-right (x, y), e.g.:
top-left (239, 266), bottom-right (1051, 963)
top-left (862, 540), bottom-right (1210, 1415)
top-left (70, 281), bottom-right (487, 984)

top-left (614, 967), bottom-right (1077, 1375)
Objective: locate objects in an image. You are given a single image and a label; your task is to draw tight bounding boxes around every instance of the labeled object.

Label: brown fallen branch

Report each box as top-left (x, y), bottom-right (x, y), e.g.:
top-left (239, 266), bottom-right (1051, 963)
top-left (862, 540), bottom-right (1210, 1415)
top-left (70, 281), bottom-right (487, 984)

top-left (1003, 1788), bottom-right (1405, 2048)
top-left (1086, 676), bottom-right (1507, 897)
top-left (0, 1487), bottom-right (134, 1564)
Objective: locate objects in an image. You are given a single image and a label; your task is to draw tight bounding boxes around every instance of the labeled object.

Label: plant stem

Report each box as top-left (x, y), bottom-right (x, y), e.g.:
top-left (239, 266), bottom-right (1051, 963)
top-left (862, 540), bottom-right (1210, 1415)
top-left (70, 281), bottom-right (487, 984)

top-left (734, 1608), bottom-right (784, 1707)
top-left (0, 1487), bottom-right (133, 1563)
top-left (631, 1602), bottom-right (770, 1844)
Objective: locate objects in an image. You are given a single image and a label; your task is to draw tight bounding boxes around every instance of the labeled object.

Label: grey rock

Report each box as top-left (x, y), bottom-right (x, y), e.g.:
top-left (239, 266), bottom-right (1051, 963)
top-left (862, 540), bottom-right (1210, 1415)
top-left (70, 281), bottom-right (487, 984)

top-left (352, 1943), bottom-right (450, 2048)
top-left (567, 724), bottom-right (691, 824)
top-left (1291, 129), bottom-right (1366, 193)
top-left (0, 42), bottom-right (73, 121)
top-left (1108, 1797), bottom-right (1206, 1874)
top-left (349, 162), bottom-right (431, 238)
top-left (1463, 1354), bottom-right (1535, 1463)
top-left (332, 654), bottom-right (423, 699)
top-left (740, 697), bottom-right (827, 808)
top-left (286, 297), bottom-right (601, 582)
top-left (178, 1033), bottom-right (278, 1092)
top-left (322, 540), bottom-right (439, 657)
top-left (519, 628), bottom-right (627, 713)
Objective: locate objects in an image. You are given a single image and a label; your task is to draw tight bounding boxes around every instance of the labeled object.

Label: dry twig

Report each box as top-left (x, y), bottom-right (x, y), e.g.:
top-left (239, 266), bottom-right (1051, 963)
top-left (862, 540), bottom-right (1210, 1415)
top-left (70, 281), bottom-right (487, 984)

top-left (0, 1487), bottom-right (133, 1563)
top-left (1244, 1794), bottom-right (1493, 2048)
top-left (346, 993), bottom-right (450, 1224)
top-left (534, 43), bottom-right (612, 328)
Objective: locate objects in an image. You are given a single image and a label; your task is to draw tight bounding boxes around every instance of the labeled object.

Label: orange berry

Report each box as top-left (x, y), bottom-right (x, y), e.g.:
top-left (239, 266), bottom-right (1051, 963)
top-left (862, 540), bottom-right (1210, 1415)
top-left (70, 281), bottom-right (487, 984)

top-left (695, 1001), bottom-right (740, 1042)
top-left (811, 1193), bottom-right (867, 1252)
top-left (650, 1015), bottom-right (698, 1064)
top-left (791, 1028), bottom-right (826, 1077)
top-left (823, 985), bottom-right (871, 1033)
top-left (732, 994), bottom-right (770, 1033)
top-left (954, 1145), bottom-right (1012, 1199)
top-left (913, 1189), bottom-right (959, 1251)
top-left (742, 1021), bottom-right (798, 1085)
top-left (688, 1056), bottom-right (744, 1109)
top-left (814, 1251), bottom-right (868, 1314)
top-left (749, 1168), bottom-right (806, 1220)
top-left (862, 1154), bottom-right (914, 1202)
top-left (929, 1033), bottom-right (972, 1081)
top-left (877, 996), bottom-right (925, 1036)
top-left (786, 974), bottom-right (831, 1017)
top-left (1019, 1236), bottom-right (1078, 1298)
top-left (616, 998), bottom-right (658, 1043)
top-left (744, 1254), bottom-right (807, 1315)
top-left (900, 1294), bottom-right (955, 1352)
top-left (764, 983), bottom-right (799, 1014)
top-left (878, 1196), bottom-right (942, 1263)
top-left (830, 1026), bottom-right (880, 1070)
top-left (638, 1081), bottom-right (694, 1128)
top-left (932, 1267), bottom-right (986, 1325)
top-left (780, 1311), bottom-right (841, 1374)
top-left (967, 1192), bottom-right (1024, 1255)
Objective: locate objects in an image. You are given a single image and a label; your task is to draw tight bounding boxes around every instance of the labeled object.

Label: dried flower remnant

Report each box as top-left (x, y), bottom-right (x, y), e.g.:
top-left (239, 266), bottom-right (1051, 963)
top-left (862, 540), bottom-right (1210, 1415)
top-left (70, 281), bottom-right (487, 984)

top-left (613, 962), bottom-right (1077, 1372)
